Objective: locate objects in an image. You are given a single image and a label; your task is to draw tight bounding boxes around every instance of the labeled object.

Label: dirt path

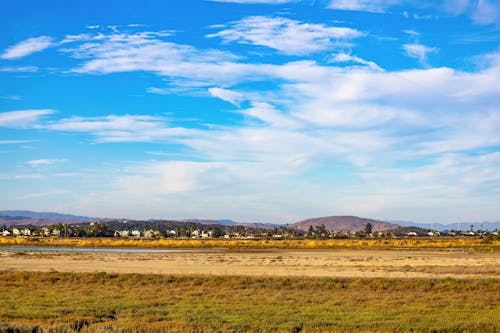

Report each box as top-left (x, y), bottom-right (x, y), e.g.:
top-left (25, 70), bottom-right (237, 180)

top-left (1, 248), bottom-right (498, 279)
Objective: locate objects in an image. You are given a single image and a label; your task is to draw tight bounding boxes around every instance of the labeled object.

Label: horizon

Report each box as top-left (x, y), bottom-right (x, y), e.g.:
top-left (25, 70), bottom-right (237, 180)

top-left (1, 209), bottom-right (499, 226)
top-left (1, 1), bottom-right (500, 224)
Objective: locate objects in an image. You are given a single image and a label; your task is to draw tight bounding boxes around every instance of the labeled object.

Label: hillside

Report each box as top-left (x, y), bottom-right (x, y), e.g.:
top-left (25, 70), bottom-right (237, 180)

top-left (292, 216), bottom-right (399, 233)
top-left (0, 210), bottom-right (99, 227)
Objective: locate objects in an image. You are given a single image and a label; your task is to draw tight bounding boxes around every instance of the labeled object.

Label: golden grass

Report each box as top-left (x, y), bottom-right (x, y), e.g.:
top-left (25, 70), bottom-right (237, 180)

top-left (0, 236), bottom-right (498, 249)
top-left (0, 271), bottom-right (498, 333)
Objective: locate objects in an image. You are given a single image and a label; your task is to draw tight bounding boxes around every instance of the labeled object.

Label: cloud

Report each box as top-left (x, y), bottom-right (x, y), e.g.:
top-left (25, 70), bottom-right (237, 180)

top-left (327, 0), bottom-right (399, 13)
top-left (60, 31), bottom-right (275, 86)
top-left (209, 0), bottom-right (296, 3)
top-left (403, 43), bottom-right (438, 66)
top-left (46, 114), bottom-right (197, 143)
top-left (1, 36), bottom-right (53, 60)
top-left (0, 140), bottom-right (33, 145)
top-left (443, 0), bottom-right (470, 15)
top-left (26, 159), bottom-right (67, 166)
top-left (208, 87), bottom-right (245, 106)
top-left (330, 52), bottom-right (383, 71)
top-left (0, 66), bottom-right (38, 72)
top-left (472, 0), bottom-right (499, 24)
top-left (0, 109), bottom-right (55, 128)
top-left (207, 16), bottom-right (363, 55)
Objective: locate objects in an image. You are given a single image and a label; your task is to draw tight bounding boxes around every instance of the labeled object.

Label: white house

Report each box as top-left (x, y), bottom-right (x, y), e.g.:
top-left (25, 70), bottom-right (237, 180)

top-left (2, 230), bottom-right (10, 236)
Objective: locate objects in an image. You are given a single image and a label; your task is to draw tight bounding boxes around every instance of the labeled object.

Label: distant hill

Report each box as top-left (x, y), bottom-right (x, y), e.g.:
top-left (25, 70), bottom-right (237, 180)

top-left (0, 210), bottom-right (96, 226)
top-left (292, 216), bottom-right (399, 232)
top-left (182, 219), bottom-right (238, 226)
top-left (182, 219), bottom-right (277, 229)
top-left (0, 210), bottom-right (95, 222)
top-left (0, 210), bottom-right (276, 229)
top-left (393, 220), bottom-right (500, 232)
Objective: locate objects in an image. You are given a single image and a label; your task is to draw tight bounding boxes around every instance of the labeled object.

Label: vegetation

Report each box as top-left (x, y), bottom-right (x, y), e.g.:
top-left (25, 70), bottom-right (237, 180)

top-left (1, 271), bottom-right (498, 333)
top-left (0, 236), bottom-right (499, 249)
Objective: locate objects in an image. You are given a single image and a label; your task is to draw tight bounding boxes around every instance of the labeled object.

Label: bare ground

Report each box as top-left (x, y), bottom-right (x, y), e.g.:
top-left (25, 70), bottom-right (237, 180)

top-left (1, 248), bottom-right (498, 279)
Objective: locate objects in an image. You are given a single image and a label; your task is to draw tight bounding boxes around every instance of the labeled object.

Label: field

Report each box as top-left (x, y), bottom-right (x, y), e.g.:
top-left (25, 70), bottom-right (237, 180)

top-left (1, 239), bottom-right (499, 332)
top-left (1, 248), bottom-right (499, 279)
top-left (1, 236), bottom-right (499, 249)
top-left (1, 271), bottom-right (499, 333)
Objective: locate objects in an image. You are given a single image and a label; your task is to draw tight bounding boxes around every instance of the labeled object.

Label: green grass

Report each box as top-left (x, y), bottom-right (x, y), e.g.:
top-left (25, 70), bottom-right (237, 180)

top-left (1, 271), bottom-right (498, 332)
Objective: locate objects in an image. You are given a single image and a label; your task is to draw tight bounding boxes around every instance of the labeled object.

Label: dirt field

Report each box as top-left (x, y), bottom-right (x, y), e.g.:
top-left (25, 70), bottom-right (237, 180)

top-left (1, 248), bottom-right (498, 279)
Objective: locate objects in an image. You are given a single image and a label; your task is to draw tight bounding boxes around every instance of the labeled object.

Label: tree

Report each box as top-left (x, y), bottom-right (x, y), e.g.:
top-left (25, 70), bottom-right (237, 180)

top-left (307, 225), bottom-right (314, 238)
top-left (364, 223), bottom-right (373, 235)
top-left (315, 224), bottom-right (327, 238)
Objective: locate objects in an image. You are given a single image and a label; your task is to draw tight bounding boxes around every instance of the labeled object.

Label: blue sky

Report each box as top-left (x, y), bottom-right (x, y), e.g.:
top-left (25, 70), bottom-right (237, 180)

top-left (1, 0), bottom-right (499, 223)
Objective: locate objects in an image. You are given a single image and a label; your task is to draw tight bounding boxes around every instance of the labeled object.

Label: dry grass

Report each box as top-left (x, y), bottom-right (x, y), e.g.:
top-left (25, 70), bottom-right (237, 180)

top-left (1, 236), bottom-right (498, 249)
top-left (1, 271), bottom-right (498, 332)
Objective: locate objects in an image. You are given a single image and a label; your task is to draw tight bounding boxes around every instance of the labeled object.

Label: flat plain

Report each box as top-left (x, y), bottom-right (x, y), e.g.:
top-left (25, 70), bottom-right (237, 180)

top-left (1, 241), bottom-right (499, 332)
top-left (1, 248), bottom-right (499, 279)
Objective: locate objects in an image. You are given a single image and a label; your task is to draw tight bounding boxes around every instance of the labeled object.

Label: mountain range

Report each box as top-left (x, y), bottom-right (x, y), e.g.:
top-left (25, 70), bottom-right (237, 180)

top-left (0, 210), bottom-right (498, 231)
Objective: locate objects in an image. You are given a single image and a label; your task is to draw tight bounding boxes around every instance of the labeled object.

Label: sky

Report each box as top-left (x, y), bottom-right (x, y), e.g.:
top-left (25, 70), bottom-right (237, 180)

top-left (1, 0), bottom-right (500, 223)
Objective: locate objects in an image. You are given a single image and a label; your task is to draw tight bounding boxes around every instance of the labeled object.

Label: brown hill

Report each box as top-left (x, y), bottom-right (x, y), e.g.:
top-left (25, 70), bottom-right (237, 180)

top-left (292, 216), bottom-right (399, 233)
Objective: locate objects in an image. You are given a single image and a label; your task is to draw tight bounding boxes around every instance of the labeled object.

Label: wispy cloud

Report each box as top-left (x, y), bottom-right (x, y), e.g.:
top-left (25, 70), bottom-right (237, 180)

top-left (0, 66), bottom-right (38, 72)
top-left (472, 0), bottom-right (499, 24)
top-left (0, 140), bottom-right (33, 145)
top-left (46, 114), bottom-right (197, 143)
top-left (403, 43), bottom-right (438, 66)
top-left (207, 16), bottom-right (363, 55)
top-left (330, 52), bottom-right (383, 71)
top-left (208, 87), bottom-right (245, 106)
top-left (26, 158), bottom-right (67, 166)
top-left (327, 0), bottom-right (399, 13)
top-left (0, 109), bottom-right (55, 128)
top-left (209, 0), bottom-right (297, 3)
top-left (1, 36), bottom-right (53, 60)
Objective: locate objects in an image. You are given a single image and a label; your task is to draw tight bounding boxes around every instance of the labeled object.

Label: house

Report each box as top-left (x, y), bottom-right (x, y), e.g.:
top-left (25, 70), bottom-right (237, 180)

top-left (191, 230), bottom-right (200, 238)
top-left (200, 230), bottom-right (212, 238)
top-left (144, 230), bottom-right (160, 238)
top-left (22, 228), bottom-right (31, 236)
top-left (114, 230), bottom-right (130, 237)
top-left (12, 228), bottom-right (21, 236)
top-left (130, 230), bottom-right (141, 237)
top-left (2, 230), bottom-right (10, 236)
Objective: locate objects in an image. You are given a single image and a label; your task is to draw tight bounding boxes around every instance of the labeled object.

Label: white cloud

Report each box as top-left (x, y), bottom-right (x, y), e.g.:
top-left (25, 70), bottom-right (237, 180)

top-left (403, 43), bottom-right (438, 66)
top-left (330, 52), bottom-right (383, 71)
top-left (443, 0), bottom-right (470, 15)
top-left (209, 0), bottom-right (296, 3)
top-left (27, 159), bottom-right (67, 166)
top-left (207, 16), bottom-right (363, 55)
top-left (0, 66), bottom-right (38, 72)
top-left (472, 0), bottom-right (499, 24)
top-left (60, 31), bottom-right (274, 86)
top-left (208, 87), bottom-right (245, 106)
top-left (0, 109), bottom-right (55, 128)
top-left (0, 140), bottom-right (33, 145)
top-left (1, 36), bottom-right (53, 60)
top-left (46, 114), bottom-right (197, 143)
top-left (327, 0), bottom-right (399, 13)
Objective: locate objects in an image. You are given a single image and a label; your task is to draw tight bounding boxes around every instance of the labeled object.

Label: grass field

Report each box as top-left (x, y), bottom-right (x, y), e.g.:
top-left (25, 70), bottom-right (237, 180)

top-left (0, 271), bottom-right (498, 333)
top-left (1, 236), bottom-right (499, 249)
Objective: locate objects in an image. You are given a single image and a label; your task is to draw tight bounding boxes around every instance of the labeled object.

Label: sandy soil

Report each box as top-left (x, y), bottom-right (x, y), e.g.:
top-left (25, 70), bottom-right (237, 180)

top-left (0, 248), bottom-right (498, 279)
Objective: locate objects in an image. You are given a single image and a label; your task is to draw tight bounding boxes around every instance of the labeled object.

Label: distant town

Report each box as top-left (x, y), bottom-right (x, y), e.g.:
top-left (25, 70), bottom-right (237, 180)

top-left (1, 211), bottom-right (498, 240)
